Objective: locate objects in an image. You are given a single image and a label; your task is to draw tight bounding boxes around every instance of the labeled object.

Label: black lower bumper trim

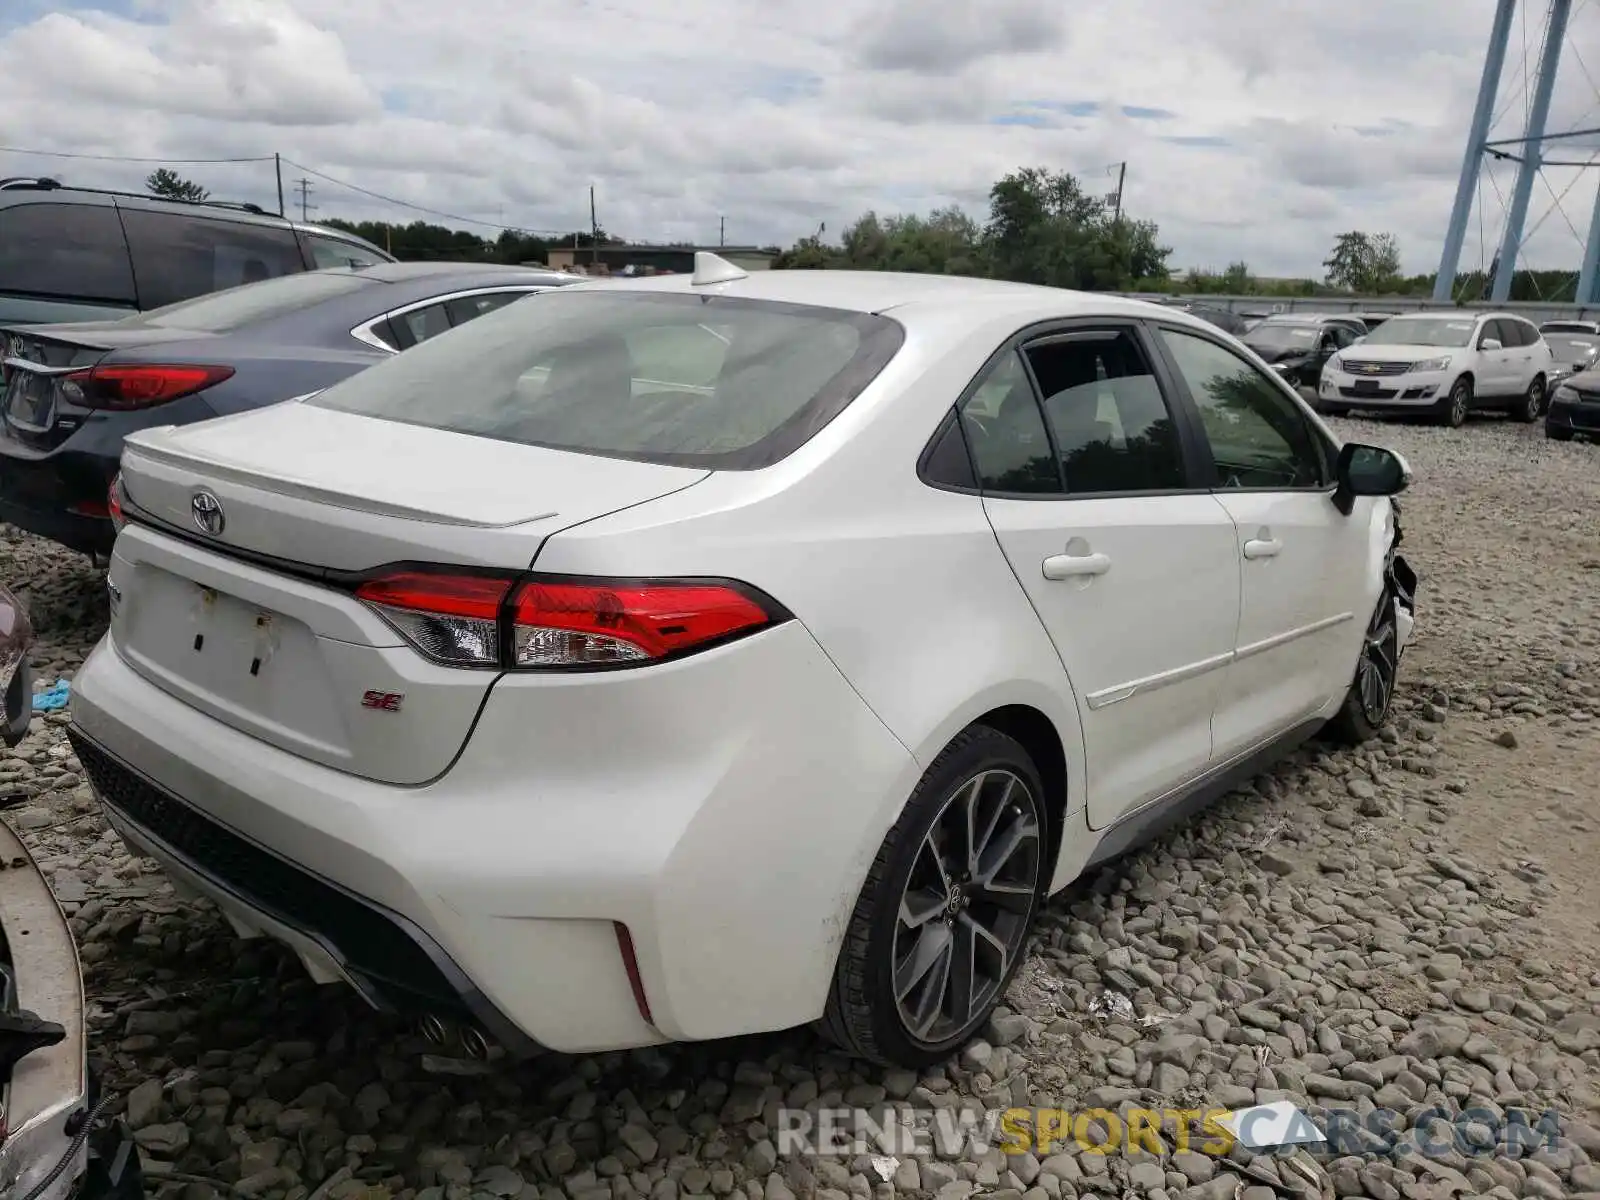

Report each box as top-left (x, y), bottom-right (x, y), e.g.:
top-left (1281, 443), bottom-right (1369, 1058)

top-left (65, 727), bottom-right (539, 1058)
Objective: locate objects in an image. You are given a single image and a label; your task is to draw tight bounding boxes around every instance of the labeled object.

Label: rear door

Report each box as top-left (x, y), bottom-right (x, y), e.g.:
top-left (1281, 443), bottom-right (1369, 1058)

top-left (1151, 323), bottom-right (1371, 759)
top-left (966, 321), bottom-right (1241, 828)
top-left (0, 197), bottom-right (138, 324)
top-left (117, 207), bottom-right (306, 308)
top-left (1477, 319), bottom-right (1518, 395)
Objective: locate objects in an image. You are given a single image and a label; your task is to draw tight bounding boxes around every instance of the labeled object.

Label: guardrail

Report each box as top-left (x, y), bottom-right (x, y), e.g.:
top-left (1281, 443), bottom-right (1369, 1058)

top-left (1111, 293), bottom-right (1599, 325)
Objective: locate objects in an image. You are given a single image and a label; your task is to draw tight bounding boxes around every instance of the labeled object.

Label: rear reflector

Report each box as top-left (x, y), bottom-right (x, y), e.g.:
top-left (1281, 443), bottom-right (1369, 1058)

top-left (353, 569), bottom-right (783, 670)
top-left (613, 921), bottom-right (654, 1026)
top-left (108, 473), bottom-right (127, 533)
top-left (65, 363), bottom-right (234, 410)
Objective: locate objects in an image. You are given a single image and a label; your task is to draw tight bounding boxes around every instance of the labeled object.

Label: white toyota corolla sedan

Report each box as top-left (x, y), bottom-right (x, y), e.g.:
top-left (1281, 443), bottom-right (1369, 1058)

top-left (69, 255), bottom-right (1417, 1068)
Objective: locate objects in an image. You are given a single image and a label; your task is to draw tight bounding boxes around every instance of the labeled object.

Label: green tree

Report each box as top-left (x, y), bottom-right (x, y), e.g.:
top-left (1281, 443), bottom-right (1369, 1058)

top-left (1323, 231), bottom-right (1404, 292)
top-left (1221, 261), bottom-right (1255, 292)
top-left (145, 168), bottom-right (209, 202)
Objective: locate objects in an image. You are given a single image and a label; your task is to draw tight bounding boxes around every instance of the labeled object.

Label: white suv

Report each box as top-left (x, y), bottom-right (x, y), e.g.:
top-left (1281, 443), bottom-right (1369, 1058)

top-left (1318, 311), bottom-right (1554, 427)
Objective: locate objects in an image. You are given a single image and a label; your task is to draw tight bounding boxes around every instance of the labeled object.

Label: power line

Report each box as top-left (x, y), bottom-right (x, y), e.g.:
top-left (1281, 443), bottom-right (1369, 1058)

top-left (0, 145), bottom-right (272, 165)
top-left (278, 157), bottom-right (571, 236)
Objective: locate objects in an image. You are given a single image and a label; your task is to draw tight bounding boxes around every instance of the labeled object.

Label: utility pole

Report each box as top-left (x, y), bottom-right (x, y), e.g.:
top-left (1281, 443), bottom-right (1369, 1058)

top-left (719, 216), bottom-right (726, 247)
top-left (1110, 162), bottom-right (1127, 225)
top-left (293, 178), bottom-right (315, 222)
top-left (274, 153), bottom-right (284, 217)
top-left (589, 185), bottom-right (600, 266)
top-left (1434, 0), bottom-right (1516, 302)
top-left (1492, 0), bottom-right (1573, 302)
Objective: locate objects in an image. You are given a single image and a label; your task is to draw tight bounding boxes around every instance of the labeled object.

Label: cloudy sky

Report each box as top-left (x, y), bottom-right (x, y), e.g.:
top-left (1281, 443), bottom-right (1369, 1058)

top-left (2, 0), bottom-right (1598, 279)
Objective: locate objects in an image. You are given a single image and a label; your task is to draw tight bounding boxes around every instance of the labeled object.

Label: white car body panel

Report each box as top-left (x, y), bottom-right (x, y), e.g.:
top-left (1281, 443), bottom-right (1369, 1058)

top-left (71, 267), bottom-right (1413, 1054)
top-left (1208, 491), bottom-right (1375, 758)
top-left (979, 493), bottom-right (1239, 829)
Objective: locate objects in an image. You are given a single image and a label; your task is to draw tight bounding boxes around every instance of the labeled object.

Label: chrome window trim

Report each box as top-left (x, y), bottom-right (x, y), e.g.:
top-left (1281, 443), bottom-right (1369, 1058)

top-left (349, 286), bottom-right (552, 353)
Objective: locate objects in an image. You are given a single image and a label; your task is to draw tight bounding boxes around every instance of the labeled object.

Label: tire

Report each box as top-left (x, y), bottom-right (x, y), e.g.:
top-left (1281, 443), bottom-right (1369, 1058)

top-left (1325, 581), bottom-right (1401, 745)
top-left (819, 726), bottom-right (1047, 1067)
top-left (1513, 375), bottom-right (1546, 423)
top-left (1546, 425), bottom-right (1574, 442)
top-left (1437, 377), bottom-right (1471, 427)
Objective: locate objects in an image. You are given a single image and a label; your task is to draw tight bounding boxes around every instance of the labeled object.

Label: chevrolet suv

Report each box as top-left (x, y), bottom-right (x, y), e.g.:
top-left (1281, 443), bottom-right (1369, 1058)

top-left (0, 178), bottom-right (393, 326)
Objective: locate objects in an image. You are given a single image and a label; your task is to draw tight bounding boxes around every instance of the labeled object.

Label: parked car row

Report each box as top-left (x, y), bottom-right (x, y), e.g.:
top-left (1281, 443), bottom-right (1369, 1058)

top-left (1, 178), bottom-right (395, 327)
top-left (1, 261), bottom-right (576, 558)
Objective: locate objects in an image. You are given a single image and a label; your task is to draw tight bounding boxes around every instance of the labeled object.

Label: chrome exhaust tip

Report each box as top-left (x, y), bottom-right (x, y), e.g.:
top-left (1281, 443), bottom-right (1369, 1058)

top-left (459, 1024), bottom-right (494, 1061)
top-left (417, 1013), bottom-right (451, 1046)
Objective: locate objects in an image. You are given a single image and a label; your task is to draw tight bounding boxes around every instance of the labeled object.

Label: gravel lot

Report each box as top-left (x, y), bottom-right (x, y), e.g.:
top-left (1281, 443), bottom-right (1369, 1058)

top-left (4, 414), bottom-right (1599, 1200)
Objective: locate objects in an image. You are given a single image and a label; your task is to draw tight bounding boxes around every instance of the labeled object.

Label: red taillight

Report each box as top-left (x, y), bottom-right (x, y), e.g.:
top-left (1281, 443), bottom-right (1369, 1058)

top-left (353, 570), bottom-right (782, 670)
top-left (509, 578), bottom-right (773, 667)
top-left (65, 364), bottom-right (234, 410)
top-left (354, 572), bottom-right (513, 668)
top-left (107, 473), bottom-right (127, 533)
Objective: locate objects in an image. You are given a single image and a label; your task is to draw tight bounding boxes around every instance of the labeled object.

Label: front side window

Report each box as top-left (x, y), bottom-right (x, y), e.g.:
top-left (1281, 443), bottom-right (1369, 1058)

top-left (958, 350), bottom-right (1059, 494)
top-left (1158, 327), bottom-right (1327, 490)
top-left (0, 202), bottom-right (135, 302)
top-left (309, 291), bottom-right (903, 469)
top-left (1024, 329), bottom-right (1187, 494)
top-left (120, 210), bottom-right (306, 308)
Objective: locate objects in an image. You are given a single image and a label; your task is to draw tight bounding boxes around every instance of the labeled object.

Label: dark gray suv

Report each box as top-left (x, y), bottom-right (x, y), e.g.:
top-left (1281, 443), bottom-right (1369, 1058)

top-left (0, 177), bottom-right (394, 326)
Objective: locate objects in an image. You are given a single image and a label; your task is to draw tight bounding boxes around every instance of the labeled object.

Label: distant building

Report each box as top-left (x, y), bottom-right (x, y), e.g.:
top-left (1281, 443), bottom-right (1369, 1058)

top-left (545, 244), bottom-right (774, 274)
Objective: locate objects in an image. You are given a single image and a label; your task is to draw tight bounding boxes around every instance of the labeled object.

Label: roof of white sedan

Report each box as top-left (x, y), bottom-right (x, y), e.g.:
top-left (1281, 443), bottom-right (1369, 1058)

top-left (565, 254), bottom-right (1189, 325)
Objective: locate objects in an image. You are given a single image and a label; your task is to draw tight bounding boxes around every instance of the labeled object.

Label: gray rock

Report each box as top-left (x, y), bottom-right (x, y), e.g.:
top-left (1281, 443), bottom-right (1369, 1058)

top-left (123, 1077), bottom-right (164, 1129)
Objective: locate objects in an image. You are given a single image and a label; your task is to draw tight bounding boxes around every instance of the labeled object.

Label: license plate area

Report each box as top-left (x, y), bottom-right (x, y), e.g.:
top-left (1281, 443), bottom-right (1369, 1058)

top-left (4, 369), bottom-right (58, 433)
top-left (116, 566), bottom-right (348, 756)
top-left (1351, 378), bottom-right (1381, 394)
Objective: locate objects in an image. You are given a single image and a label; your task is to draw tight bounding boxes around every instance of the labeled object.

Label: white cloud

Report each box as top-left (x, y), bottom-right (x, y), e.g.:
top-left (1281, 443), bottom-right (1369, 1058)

top-left (1, 0), bottom-right (1597, 280)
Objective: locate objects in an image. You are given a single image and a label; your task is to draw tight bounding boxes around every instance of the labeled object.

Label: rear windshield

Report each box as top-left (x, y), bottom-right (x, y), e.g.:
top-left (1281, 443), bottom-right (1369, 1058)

top-left (137, 271), bottom-right (376, 333)
top-left (307, 290), bottom-right (906, 469)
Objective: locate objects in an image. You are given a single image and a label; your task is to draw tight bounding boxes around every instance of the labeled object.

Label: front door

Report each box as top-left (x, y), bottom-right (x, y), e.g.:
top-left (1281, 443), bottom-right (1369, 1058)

top-left (1152, 325), bottom-right (1375, 758)
top-left (959, 327), bottom-right (1241, 829)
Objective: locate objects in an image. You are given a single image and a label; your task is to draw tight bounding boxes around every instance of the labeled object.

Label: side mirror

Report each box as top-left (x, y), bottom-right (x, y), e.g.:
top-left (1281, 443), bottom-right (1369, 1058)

top-left (1480, 337), bottom-right (1502, 351)
top-left (1333, 443), bottom-right (1411, 514)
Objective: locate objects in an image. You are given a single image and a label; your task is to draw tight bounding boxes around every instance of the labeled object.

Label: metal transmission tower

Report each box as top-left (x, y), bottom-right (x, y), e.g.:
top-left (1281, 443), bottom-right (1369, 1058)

top-left (1436, 0), bottom-right (1600, 304)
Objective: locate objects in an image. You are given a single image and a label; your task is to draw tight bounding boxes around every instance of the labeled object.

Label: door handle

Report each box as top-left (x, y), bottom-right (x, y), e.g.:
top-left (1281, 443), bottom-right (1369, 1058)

top-left (1243, 538), bottom-right (1282, 560)
top-left (1042, 551), bottom-right (1111, 580)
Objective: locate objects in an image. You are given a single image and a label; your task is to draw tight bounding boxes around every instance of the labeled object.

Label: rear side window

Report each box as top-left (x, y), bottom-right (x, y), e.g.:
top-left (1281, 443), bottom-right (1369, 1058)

top-left (398, 302), bottom-right (452, 346)
top-left (445, 291), bottom-right (528, 325)
top-left (309, 291), bottom-right (905, 469)
top-left (305, 233), bottom-right (390, 270)
top-left (0, 202), bottom-right (135, 303)
top-left (121, 209), bottom-right (307, 308)
top-left (1025, 329), bottom-right (1187, 494)
top-left (139, 271), bottom-right (376, 333)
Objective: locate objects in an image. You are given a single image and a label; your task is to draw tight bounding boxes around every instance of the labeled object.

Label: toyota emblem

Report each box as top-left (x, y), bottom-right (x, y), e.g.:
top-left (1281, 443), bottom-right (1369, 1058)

top-left (191, 490), bottom-right (225, 536)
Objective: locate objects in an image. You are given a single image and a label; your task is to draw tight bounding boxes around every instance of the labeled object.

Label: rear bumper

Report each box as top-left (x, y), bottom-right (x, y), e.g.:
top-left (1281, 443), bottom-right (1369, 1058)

top-left (0, 821), bottom-right (140, 1200)
top-left (68, 619), bottom-right (918, 1053)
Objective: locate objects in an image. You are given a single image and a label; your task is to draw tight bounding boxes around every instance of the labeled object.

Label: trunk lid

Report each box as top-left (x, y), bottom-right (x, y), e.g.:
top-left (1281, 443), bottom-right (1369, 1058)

top-left (112, 404), bottom-right (710, 783)
top-left (2, 324), bottom-right (221, 452)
